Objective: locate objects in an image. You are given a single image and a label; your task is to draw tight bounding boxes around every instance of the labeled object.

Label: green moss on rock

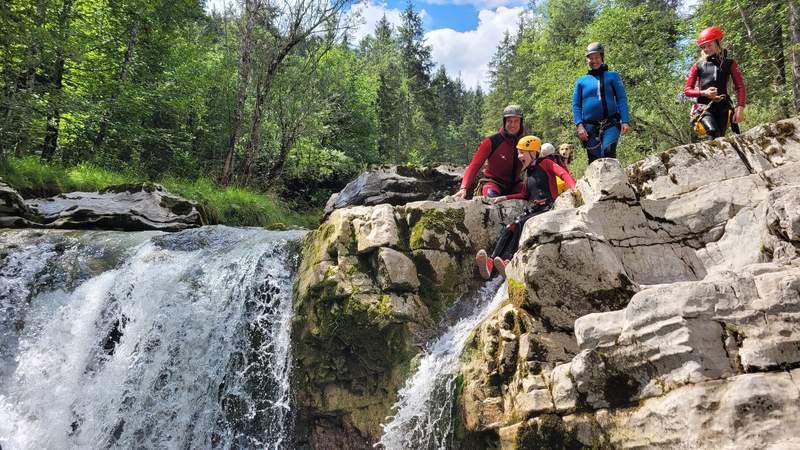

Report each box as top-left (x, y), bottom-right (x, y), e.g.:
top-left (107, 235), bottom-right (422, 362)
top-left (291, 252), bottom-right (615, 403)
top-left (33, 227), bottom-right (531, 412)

top-left (508, 278), bottom-right (528, 308)
top-left (514, 415), bottom-right (582, 450)
top-left (409, 208), bottom-right (466, 251)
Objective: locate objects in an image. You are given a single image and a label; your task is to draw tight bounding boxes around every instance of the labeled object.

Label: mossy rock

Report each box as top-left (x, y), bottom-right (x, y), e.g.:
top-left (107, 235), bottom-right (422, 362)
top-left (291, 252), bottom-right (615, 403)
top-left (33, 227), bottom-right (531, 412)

top-left (514, 415), bottom-right (582, 450)
top-left (409, 207), bottom-right (467, 251)
top-left (508, 277), bottom-right (528, 308)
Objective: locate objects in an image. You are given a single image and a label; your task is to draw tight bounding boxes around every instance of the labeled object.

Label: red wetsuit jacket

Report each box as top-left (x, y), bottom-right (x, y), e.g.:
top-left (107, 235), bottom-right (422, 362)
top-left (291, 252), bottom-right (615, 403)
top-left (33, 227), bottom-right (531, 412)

top-left (683, 55), bottom-right (746, 106)
top-left (505, 157), bottom-right (576, 203)
top-left (460, 128), bottom-right (522, 193)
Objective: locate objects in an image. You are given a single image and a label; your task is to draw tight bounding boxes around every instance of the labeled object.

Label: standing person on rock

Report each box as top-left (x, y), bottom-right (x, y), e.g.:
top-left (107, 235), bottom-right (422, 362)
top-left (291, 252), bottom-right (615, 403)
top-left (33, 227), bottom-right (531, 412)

top-left (454, 105), bottom-right (525, 199)
top-left (684, 26), bottom-right (746, 139)
top-left (475, 136), bottom-right (577, 279)
top-left (572, 42), bottom-right (631, 164)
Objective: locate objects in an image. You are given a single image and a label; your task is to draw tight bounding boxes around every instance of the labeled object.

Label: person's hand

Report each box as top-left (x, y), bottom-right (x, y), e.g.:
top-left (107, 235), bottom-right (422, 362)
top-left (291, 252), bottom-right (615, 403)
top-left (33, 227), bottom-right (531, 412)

top-left (734, 106), bottom-right (745, 124)
top-left (454, 187), bottom-right (467, 199)
top-left (621, 123), bottom-right (631, 135)
top-left (490, 195), bottom-right (507, 204)
top-left (701, 87), bottom-right (718, 98)
top-left (577, 123), bottom-right (588, 142)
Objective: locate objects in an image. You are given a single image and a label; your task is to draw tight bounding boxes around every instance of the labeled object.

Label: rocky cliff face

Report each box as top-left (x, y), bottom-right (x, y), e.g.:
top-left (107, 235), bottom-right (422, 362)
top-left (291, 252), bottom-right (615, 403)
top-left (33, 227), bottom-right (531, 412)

top-left (292, 198), bottom-right (533, 448)
top-left (460, 117), bottom-right (800, 449)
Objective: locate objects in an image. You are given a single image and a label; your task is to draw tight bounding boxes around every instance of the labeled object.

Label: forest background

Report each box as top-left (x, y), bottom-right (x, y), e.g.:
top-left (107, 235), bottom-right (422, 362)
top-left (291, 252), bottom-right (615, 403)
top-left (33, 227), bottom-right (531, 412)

top-left (1, 0), bottom-right (799, 226)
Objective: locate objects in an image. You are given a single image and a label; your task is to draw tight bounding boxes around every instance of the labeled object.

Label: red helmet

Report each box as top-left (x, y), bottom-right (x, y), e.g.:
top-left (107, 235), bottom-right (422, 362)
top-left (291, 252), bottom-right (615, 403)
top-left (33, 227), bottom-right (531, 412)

top-left (697, 26), bottom-right (723, 46)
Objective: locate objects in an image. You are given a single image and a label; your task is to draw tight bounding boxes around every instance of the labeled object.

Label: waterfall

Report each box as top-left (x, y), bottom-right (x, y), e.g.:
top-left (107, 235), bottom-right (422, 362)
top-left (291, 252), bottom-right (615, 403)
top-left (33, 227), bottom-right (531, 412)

top-left (377, 278), bottom-right (508, 450)
top-left (0, 226), bottom-right (304, 450)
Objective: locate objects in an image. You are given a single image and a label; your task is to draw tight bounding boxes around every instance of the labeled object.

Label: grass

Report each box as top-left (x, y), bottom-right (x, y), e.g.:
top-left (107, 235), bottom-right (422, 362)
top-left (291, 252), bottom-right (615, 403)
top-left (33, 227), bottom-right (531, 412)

top-left (0, 156), bottom-right (321, 229)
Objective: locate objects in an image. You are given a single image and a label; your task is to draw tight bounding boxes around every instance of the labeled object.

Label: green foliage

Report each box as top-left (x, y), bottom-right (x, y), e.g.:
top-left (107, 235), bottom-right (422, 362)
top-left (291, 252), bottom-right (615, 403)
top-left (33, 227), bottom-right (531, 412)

top-left (0, 156), bottom-right (140, 195)
top-left (0, 156), bottom-right (320, 228)
top-left (483, 0), bottom-right (797, 173)
top-left (162, 177), bottom-right (321, 228)
top-left (1, 0), bottom-right (797, 212)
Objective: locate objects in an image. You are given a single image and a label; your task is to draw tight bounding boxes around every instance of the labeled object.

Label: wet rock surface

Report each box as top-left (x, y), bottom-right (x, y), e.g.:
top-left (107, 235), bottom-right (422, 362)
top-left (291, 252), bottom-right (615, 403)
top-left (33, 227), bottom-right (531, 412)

top-left (0, 182), bottom-right (205, 231)
top-left (292, 193), bottom-right (531, 446)
top-left (322, 165), bottom-right (462, 217)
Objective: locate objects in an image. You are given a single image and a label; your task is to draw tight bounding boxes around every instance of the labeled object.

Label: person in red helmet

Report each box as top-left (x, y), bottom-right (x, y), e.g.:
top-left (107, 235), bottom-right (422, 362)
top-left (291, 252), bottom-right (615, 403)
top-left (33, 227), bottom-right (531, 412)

top-left (683, 26), bottom-right (746, 139)
top-left (454, 104), bottom-right (524, 199)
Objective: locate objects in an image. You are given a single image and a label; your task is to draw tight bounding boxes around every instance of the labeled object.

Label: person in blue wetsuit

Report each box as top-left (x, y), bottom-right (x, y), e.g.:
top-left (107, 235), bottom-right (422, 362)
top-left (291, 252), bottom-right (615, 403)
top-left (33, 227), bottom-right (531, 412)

top-left (572, 42), bottom-right (631, 164)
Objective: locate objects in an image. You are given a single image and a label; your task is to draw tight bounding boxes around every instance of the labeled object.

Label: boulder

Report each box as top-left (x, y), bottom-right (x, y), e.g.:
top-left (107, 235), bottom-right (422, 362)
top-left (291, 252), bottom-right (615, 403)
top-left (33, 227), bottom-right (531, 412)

top-left (23, 183), bottom-right (205, 231)
top-left (0, 180), bottom-right (40, 226)
top-left (323, 165), bottom-right (462, 217)
top-left (376, 247), bottom-right (419, 291)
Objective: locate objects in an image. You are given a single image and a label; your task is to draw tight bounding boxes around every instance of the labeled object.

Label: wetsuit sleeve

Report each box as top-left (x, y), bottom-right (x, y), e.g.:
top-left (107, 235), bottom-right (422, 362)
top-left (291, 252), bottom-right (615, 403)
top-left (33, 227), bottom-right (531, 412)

top-left (547, 161), bottom-right (577, 189)
top-left (730, 60), bottom-right (746, 107)
top-left (612, 74), bottom-right (630, 123)
top-left (572, 79), bottom-right (583, 125)
top-left (683, 64), bottom-right (701, 97)
top-left (504, 186), bottom-right (529, 201)
top-left (461, 138), bottom-right (492, 190)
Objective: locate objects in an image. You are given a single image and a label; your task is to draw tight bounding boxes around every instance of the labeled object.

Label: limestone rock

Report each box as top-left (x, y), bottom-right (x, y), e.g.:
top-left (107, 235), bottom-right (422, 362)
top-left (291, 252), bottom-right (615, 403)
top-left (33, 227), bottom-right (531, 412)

top-left (352, 204), bottom-right (400, 253)
top-left (593, 372), bottom-right (800, 449)
top-left (514, 389), bottom-right (554, 418)
top-left (0, 180), bottom-right (33, 219)
top-left (455, 118), bottom-right (800, 450)
top-left (550, 363), bottom-right (577, 413)
top-left (626, 117), bottom-right (800, 200)
top-left (579, 158), bottom-right (637, 204)
top-left (25, 183), bottom-right (205, 231)
top-left (376, 247), bottom-right (419, 291)
top-left (294, 193), bottom-right (527, 446)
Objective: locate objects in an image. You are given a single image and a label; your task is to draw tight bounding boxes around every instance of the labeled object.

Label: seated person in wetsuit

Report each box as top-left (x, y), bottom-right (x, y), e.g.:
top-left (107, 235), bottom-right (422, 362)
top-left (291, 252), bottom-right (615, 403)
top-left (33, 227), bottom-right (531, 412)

top-left (454, 105), bottom-right (525, 199)
top-left (475, 136), bottom-right (577, 279)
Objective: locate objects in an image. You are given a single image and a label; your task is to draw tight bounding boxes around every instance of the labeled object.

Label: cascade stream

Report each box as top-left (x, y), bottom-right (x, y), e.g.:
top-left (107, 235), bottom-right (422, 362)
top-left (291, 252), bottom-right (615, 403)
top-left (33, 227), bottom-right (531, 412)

top-left (0, 226), bottom-right (304, 450)
top-left (376, 279), bottom-right (507, 450)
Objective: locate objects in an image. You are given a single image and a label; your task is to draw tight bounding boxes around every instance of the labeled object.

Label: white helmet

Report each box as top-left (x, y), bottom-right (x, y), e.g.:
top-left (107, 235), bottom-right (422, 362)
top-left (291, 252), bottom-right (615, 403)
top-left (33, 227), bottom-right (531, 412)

top-left (540, 143), bottom-right (556, 157)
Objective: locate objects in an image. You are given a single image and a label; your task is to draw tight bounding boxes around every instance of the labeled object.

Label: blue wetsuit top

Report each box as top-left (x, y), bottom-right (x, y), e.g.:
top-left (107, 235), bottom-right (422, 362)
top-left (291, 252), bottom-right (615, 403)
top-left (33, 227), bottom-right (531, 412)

top-left (572, 65), bottom-right (630, 125)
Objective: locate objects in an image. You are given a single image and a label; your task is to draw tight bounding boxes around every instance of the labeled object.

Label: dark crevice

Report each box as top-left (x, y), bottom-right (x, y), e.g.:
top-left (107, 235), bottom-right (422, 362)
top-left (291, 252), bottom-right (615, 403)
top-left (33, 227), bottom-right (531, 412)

top-left (728, 138), bottom-right (756, 175)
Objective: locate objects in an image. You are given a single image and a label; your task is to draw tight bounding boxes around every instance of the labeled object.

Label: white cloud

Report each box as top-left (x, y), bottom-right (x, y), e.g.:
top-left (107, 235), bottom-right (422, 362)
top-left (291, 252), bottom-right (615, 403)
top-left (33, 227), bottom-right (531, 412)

top-left (423, 0), bottom-right (526, 9)
top-left (425, 6), bottom-right (524, 89)
top-left (347, 1), bottom-right (423, 43)
top-left (205, 0), bottom-right (236, 14)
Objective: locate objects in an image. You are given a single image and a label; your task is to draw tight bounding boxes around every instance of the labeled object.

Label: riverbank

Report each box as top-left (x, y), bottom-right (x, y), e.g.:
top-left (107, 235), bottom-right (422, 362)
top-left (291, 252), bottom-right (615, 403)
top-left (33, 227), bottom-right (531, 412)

top-left (0, 156), bottom-right (321, 229)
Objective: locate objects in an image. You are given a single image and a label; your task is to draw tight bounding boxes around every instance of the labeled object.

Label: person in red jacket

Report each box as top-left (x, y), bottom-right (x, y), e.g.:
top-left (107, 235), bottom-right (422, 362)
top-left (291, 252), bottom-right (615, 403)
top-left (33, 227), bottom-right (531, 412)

top-left (475, 136), bottom-right (577, 279)
top-left (684, 26), bottom-right (746, 139)
top-left (454, 104), bottom-right (524, 199)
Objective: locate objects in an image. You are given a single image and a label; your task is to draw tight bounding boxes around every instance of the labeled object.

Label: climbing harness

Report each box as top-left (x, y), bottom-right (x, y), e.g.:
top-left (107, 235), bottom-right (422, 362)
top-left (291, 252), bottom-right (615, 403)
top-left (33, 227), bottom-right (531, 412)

top-left (583, 115), bottom-right (620, 153)
top-left (690, 94), bottom-right (738, 137)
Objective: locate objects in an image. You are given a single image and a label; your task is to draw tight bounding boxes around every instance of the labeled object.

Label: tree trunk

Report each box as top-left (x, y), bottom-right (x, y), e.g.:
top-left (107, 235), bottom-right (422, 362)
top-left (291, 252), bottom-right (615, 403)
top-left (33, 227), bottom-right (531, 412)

top-left (264, 123), bottom-right (300, 187)
top-left (93, 17), bottom-right (139, 153)
top-left (221, 0), bottom-right (257, 185)
top-left (790, 0), bottom-right (800, 113)
top-left (240, 36), bottom-right (303, 185)
top-left (240, 76), bottom-right (269, 186)
top-left (41, 0), bottom-right (74, 162)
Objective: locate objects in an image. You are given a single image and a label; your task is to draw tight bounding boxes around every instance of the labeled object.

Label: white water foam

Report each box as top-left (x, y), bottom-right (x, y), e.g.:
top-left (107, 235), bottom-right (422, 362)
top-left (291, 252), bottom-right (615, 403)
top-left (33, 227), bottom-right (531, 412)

top-left (377, 279), bottom-right (508, 450)
top-left (0, 227), bottom-right (303, 450)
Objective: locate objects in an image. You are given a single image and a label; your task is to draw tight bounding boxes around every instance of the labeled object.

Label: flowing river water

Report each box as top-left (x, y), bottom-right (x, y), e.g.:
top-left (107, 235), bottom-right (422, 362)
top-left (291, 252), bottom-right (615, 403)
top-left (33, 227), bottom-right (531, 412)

top-left (0, 226), bottom-right (303, 449)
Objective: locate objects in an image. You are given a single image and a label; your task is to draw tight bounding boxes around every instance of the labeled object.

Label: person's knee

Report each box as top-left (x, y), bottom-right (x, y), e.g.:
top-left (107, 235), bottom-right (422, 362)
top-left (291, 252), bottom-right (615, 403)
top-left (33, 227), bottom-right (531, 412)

top-left (486, 187), bottom-right (501, 198)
